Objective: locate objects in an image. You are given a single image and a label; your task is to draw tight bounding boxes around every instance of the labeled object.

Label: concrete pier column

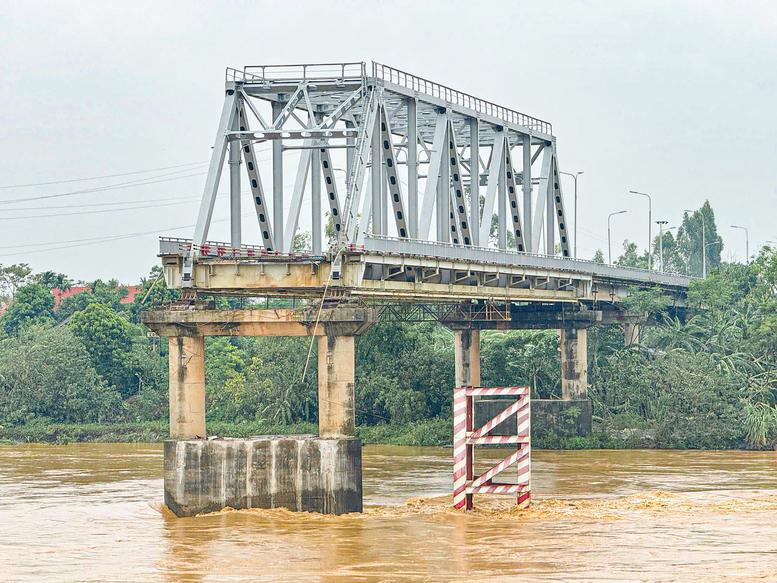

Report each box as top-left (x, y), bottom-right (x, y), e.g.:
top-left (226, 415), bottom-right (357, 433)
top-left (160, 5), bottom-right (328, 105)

top-left (560, 327), bottom-right (588, 400)
top-left (168, 335), bottom-right (206, 439)
top-left (317, 335), bottom-right (356, 437)
top-left (624, 322), bottom-right (641, 346)
top-left (454, 329), bottom-right (481, 387)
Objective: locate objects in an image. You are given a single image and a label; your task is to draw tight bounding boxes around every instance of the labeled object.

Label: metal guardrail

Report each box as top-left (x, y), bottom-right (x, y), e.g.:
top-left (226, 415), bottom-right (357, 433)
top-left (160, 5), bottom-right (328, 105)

top-left (226, 62), bottom-right (366, 84)
top-left (372, 62), bottom-right (552, 135)
top-left (362, 235), bottom-right (691, 289)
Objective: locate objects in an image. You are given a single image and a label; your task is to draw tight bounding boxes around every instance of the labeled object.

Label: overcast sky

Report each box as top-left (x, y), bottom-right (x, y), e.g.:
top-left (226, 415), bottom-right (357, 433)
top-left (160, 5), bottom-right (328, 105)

top-left (0, 0), bottom-right (775, 283)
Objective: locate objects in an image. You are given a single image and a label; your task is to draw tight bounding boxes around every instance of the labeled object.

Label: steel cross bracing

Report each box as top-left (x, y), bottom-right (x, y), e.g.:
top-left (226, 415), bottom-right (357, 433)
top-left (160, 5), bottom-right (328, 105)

top-left (170, 61), bottom-right (690, 303)
top-left (182, 61), bottom-right (571, 284)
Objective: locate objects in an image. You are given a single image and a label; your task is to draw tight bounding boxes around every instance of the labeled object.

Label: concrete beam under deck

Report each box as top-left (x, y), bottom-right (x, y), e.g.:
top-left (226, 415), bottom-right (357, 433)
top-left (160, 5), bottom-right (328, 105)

top-left (141, 306), bottom-right (376, 337)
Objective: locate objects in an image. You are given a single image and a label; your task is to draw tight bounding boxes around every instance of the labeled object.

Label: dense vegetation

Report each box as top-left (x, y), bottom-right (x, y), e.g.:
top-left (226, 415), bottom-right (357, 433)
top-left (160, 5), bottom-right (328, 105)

top-left (0, 203), bottom-right (775, 448)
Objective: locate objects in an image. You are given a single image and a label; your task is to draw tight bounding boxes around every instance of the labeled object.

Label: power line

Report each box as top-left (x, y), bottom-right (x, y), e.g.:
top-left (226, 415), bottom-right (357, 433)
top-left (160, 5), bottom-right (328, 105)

top-left (0, 148), bottom-right (275, 206)
top-left (0, 160), bottom-right (207, 189)
top-left (0, 199), bottom-right (201, 220)
top-left (0, 170), bottom-right (207, 206)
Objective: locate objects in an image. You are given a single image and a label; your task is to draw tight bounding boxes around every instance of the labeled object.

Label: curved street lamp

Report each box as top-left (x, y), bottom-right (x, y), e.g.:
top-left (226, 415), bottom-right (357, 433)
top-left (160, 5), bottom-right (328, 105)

top-left (608, 210), bottom-right (628, 265)
top-left (629, 190), bottom-right (653, 269)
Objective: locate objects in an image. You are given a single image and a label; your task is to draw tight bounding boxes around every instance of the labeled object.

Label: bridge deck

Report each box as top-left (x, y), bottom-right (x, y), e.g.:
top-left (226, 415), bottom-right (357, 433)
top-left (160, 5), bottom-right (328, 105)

top-left (159, 237), bottom-right (690, 304)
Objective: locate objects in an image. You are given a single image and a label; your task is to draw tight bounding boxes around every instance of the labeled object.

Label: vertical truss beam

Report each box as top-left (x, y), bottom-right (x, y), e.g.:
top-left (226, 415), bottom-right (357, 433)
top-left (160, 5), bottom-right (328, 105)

top-left (504, 143), bottom-right (526, 252)
top-left (229, 110), bottom-right (242, 249)
top-left (237, 106), bottom-right (274, 251)
top-left (478, 130), bottom-right (505, 246)
top-left (469, 118), bottom-right (480, 246)
top-left (447, 121), bottom-right (472, 245)
top-left (419, 113), bottom-right (448, 240)
top-left (407, 98), bottom-right (418, 238)
top-left (271, 101), bottom-right (284, 252)
top-left (311, 142), bottom-right (321, 254)
top-left (380, 105), bottom-right (409, 238)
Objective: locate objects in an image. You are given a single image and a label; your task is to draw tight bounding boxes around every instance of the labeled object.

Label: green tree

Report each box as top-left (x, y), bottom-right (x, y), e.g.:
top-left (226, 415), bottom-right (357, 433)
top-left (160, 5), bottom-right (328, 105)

top-left (0, 325), bottom-right (119, 425)
top-left (0, 283), bottom-right (54, 334)
top-left (69, 303), bottom-right (137, 396)
top-left (676, 201), bottom-right (722, 277)
top-left (0, 263), bottom-right (32, 300)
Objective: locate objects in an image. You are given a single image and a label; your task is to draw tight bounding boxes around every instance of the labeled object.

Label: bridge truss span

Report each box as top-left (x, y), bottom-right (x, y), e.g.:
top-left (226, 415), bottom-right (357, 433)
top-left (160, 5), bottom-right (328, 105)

top-left (168, 60), bottom-right (689, 306)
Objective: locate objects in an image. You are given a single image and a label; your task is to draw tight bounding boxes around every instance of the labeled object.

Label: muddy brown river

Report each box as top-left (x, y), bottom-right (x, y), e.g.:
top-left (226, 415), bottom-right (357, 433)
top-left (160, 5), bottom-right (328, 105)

top-left (1, 444), bottom-right (776, 582)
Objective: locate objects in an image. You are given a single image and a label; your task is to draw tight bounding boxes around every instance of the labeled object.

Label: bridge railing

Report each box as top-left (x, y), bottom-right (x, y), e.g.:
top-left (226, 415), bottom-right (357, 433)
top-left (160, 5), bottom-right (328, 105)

top-left (227, 62), bottom-right (366, 84)
top-left (371, 62), bottom-right (552, 135)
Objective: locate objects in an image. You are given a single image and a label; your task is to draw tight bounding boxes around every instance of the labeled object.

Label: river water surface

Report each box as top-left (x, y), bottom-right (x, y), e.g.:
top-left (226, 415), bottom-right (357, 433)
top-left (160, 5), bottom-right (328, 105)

top-left (1, 444), bottom-right (776, 582)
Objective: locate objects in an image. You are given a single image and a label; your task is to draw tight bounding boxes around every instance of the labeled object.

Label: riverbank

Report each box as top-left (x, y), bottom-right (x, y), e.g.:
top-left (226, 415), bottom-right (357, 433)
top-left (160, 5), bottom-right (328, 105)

top-left (1, 419), bottom-right (767, 449)
top-left (0, 419), bottom-right (608, 448)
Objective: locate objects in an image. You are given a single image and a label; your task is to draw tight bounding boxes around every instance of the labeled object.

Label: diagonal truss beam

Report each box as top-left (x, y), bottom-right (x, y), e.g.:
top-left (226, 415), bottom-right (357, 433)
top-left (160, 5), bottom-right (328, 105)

top-left (379, 105), bottom-right (409, 238)
top-left (343, 87), bottom-right (381, 242)
top-left (418, 113), bottom-right (448, 240)
top-left (447, 120), bottom-right (472, 246)
top-left (504, 143), bottom-right (526, 252)
top-left (239, 89), bottom-right (269, 130)
top-left (319, 147), bottom-right (343, 241)
top-left (533, 146), bottom-right (553, 253)
top-left (478, 131), bottom-right (505, 246)
top-left (191, 90), bottom-right (239, 254)
top-left (550, 151), bottom-right (571, 257)
top-left (238, 105), bottom-right (275, 250)
top-left (270, 85), bottom-right (305, 130)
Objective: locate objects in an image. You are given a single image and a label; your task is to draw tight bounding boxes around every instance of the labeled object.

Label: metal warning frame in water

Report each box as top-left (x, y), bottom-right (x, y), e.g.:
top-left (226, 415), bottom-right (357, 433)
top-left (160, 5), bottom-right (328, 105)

top-left (452, 386), bottom-right (531, 510)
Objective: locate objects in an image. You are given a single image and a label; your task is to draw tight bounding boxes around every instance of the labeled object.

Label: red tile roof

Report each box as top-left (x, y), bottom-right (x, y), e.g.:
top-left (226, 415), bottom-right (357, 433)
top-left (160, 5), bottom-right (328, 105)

top-left (51, 285), bottom-right (142, 308)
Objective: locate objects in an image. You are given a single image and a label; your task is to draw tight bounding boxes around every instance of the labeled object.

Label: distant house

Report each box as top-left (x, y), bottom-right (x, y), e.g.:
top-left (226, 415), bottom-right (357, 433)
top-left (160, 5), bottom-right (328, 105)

top-left (51, 285), bottom-right (142, 309)
top-left (0, 301), bottom-right (7, 317)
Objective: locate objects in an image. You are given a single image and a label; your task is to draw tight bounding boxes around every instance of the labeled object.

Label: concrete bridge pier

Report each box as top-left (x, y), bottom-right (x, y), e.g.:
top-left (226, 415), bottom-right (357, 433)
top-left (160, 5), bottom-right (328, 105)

top-left (168, 335), bottom-right (206, 439)
top-left (454, 329), bottom-right (480, 387)
top-left (560, 326), bottom-right (588, 400)
top-left (144, 306), bottom-right (375, 517)
top-left (318, 334), bottom-right (357, 437)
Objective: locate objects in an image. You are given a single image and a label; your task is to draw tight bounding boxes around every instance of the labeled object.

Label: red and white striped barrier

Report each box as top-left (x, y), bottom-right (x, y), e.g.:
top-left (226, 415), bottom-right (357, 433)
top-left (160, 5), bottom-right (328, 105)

top-left (452, 385), bottom-right (531, 511)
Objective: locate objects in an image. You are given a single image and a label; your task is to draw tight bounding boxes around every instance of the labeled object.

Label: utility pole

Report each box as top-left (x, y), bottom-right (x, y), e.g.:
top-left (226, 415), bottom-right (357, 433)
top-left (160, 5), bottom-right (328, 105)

top-left (560, 171), bottom-right (583, 258)
top-left (731, 225), bottom-right (749, 264)
top-left (608, 210), bottom-right (628, 265)
top-left (629, 190), bottom-right (652, 269)
top-left (656, 220), bottom-right (668, 271)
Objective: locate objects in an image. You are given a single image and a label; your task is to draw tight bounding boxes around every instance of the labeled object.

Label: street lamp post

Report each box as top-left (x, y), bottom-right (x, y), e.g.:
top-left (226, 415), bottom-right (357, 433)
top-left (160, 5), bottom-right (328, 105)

top-left (608, 210), bottom-right (628, 265)
top-left (629, 190), bottom-right (653, 269)
top-left (560, 171), bottom-right (583, 258)
top-left (656, 220), bottom-right (669, 271)
top-left (731, 225), bottom-right (749, 264)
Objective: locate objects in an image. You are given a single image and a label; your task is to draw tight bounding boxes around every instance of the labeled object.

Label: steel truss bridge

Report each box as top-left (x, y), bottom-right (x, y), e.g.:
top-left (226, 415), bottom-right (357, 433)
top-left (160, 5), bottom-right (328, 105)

top-left (160, 61), bottom-right (690, 307)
